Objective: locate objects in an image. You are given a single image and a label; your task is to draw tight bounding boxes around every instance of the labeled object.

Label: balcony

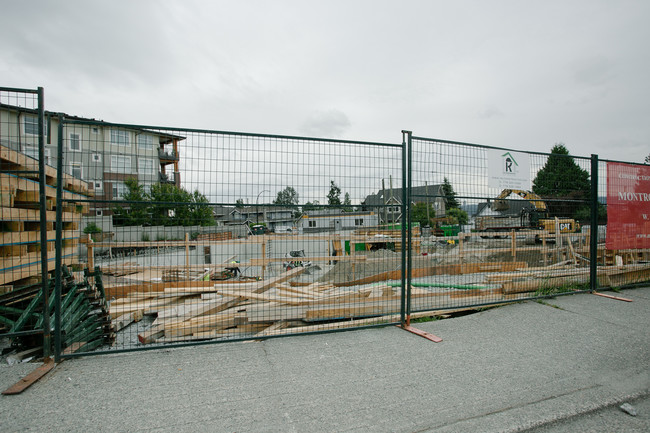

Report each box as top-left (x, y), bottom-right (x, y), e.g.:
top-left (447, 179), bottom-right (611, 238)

top-left (158, 148), bottom-right (178, 163)
top-left (159, 172), bottom-right (175, 184)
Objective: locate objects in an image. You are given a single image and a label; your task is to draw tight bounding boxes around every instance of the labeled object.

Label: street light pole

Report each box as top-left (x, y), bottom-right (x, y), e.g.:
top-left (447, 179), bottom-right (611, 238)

top-left (256, 189), bottom-right (270, 224)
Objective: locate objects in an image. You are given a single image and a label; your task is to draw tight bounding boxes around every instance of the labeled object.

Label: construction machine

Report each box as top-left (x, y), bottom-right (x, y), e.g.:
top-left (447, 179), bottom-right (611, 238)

top-left (476, 189), bottom-right (579, 238)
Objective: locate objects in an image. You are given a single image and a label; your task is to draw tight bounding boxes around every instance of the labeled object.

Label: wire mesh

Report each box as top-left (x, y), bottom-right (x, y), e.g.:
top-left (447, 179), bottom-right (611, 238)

top-left (56, 119), bottom-right (404, 354)
top-left (595, 158), bottom-right (650, 286)
top-left (0, 87), bottom-right (49, 342)
top-left (2, 87), bottom-right (648, 357)
top-left (408, 136), bottom-right (595, 314)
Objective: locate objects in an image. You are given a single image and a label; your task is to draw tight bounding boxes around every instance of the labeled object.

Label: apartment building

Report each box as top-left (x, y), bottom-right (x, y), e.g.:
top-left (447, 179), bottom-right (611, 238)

top-left (0, 103), bottom-right (183, 216)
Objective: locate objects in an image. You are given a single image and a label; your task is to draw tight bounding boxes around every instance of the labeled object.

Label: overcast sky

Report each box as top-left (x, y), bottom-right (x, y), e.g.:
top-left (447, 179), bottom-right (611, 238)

top-left (2, 0), bottom-right (648, 166)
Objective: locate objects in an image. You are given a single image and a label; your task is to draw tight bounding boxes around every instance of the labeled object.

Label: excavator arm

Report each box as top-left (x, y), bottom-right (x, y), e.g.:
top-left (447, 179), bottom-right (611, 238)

top-left (492, 189), bottom-right (547, 212)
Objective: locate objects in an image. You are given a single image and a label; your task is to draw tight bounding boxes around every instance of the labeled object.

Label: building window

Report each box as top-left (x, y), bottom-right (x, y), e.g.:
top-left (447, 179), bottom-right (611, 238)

top-left (23, 146), bottom-right (51, 165)
top-left (111, 155), bottom-right (132, 173)
top-left (138, 158), bottom-right (155, 175)
top-left (69, 163), bottom-right (82, 179)
top-left (96, 210), bottom-right (103, 216)
top-left (137, 134), bottom-right (154, 149)
top-left (308, 220), bottom-right (316, 228)
top-left (112, 181), bottom-right (127, 199)
top-left (355, 218), bottom-right (364, 226)
top-left (69, 133), bottom-right (81, 152)
top-left (92, 153), bottom-right (101, 163)
top-left (93, 181), bottom-right (103, 192)
top-left (110, 129), bottom-right (130, 146)
top-left (23, 115), bottom-right (39, 135)
top-left (91, 126), bottom-right (100, 135)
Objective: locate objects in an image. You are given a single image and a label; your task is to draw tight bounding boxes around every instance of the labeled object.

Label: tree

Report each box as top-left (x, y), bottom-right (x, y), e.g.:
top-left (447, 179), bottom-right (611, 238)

top-left (342, 192), bottom-right (353, 212)
top-left (149, 183), bottom-right (214, 226)
top-left (441, 177), bottom-right (460, 209)
top-left (645, 154), bottom-right (650, 164)
top-left (190, 190), bottom-right (215, 226)
top-left (273, 186), bottom-right (299, 206)
top-left (112, 177), bottom-right (150, 226)
top-left (303, 200), bottom-right (320, 212)
top-left (532, 143), bottom-right (591, 219)
top-left (410, 202), bottom-right (435, 227)
top-left (235, 198), bottom-right (245, 208)
top-left (327, 181), bottom-right (342, 207)
top-left (447, 207), bottom-right (468, 225)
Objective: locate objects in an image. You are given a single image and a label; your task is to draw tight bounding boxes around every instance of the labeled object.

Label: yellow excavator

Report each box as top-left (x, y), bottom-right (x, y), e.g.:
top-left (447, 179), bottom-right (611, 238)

top-left (477, 189), bottom-right (580, 237)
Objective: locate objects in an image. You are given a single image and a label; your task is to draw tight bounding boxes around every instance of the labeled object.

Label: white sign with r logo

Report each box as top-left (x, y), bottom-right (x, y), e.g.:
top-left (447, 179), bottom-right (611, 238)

top-left (487, 149), bottom-right (531, 190)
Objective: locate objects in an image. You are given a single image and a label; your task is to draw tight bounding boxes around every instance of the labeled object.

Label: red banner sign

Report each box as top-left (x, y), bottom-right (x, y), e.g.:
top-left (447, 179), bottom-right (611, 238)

top-left (606, 162), bottom-right (650, 249)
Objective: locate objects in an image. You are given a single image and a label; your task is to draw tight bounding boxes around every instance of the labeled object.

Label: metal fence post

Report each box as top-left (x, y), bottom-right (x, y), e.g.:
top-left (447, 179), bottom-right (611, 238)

top-left (54, 115), bottom-right (64, 362)
top-left (400, 131), bottom-right (408, 325)
top-left (37, 87), bottom-right (51, 359)
top-left (590, 154), bottom-right (599, 292)
top-left (406, 131), bottom-right (413, 319)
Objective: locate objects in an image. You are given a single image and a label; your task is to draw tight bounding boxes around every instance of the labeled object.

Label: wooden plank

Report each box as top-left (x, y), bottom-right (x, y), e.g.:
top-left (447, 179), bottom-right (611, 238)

top-left (0, 144), bottom-right (90, 194)
top-left (137, 326), bottom-right (165, 344)
top-left (0, 206), bottom-right (77, 222)
top-left (0, 230), bottom-right (77, 247)
top-left (0, 253), bottom-right (76, 286)
top-left (164, 312), bottom-right (247, 338)
top-left (0, 247), bottom-right (76, 274)
top-left (333, 261), bottom-right (528, 287)
top-left (249, 255), bottom-right (368, 266)
top-left (255, 321), bottom-right (290, 336)
top-left (2, 360), bottom-right (55, 395)
top-left (109, 296), bottom-right (184, 316)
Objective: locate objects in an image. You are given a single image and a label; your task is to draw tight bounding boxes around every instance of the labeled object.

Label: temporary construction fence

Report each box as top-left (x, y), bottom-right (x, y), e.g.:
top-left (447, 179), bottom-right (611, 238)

top-left (0, 86), bottom-right (648, 362)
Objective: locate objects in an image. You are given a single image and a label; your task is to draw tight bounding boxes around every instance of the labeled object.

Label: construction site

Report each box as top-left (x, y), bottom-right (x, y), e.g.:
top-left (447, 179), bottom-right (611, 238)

top-left (1, 86), bottom-right (649, 381)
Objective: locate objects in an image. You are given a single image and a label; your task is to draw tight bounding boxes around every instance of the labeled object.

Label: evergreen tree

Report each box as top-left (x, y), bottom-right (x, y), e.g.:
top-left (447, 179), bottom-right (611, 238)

top-left (327, 181), bottom-right (342, 207)
top-left (342, 192), bottom-right (353, 212)
top-left (441, 177), bottom-right (460, 209)
top-left (532, 143), bottom-right (591, 219)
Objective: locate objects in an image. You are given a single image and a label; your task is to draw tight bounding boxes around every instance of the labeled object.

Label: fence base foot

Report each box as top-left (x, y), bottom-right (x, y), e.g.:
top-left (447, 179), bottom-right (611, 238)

top-left (398, 324), bottom-right (443, 343)
top-left (592, 292), bottom-right (633, 302)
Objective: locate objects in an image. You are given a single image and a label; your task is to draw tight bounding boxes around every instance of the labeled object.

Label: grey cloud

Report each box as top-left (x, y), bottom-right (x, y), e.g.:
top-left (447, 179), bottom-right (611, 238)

top-left (478, 106), bottom-right (505, 119)
top-left (299, 109), bottom-right (351, 138)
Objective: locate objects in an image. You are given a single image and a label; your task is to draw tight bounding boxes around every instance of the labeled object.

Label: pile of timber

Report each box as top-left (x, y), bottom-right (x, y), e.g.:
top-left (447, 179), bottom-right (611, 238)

top-left (486, 263), bottom-right (650, 294)
top-left (101, 262), bottom-right (142, 277)
top-left (1, 143), bottom-right (90, 289)
top-left (0, 266), bottom-right (113, 353)
top-left (108, 267), bottom-right (507, 345)
top-left (196, 232), bottom-right (233, 242)
top-left (162, 268), bottom-right (210, 282)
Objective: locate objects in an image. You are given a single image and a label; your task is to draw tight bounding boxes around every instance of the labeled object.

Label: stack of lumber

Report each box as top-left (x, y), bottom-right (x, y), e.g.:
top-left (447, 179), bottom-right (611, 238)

top-left (101, 262), bottom-right (142, 277)
top-left (108, 261), bottom-right (650, 346)
top-left (485, 263), bottom-right (650, 293)
top-left (107, 267), bottom-right (504, 345)
top-left (162, 268), bottom-right (210, 282)
top-left (0, 143), bottom-right (90, 289)
top-left (196, 232), bottom-right (233, 241)
top-left (0, 265), bottom-right (113, 353)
